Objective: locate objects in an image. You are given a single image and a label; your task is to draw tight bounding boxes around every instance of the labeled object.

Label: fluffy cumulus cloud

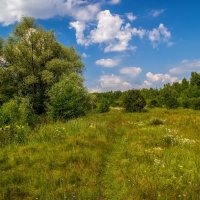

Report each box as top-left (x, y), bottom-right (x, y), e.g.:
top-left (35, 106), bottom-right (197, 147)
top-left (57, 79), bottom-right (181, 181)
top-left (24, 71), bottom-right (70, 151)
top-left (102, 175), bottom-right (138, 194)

top-left (0, 0), bottom-right (100, 25)
top-left (146, 72), bottom-right (179, 85)
top-left (120, 67), bottom-right (142, 77)
top-left (90, 10), bottom-right (138, 52)
top-left (169, 59), bottom-right (200, 75)
top-left (70, 10), bottom-right (147, 52)
top-left (126, 13), bottom-right (137, 22)
top-left (148, 24), bottom-right (172, 47)
top-left (96, 58), bottom-right (120, 67)
top-left (69, 21), bottom-right (89, 45)
top-left (99, 74), bottom-right (131, 90)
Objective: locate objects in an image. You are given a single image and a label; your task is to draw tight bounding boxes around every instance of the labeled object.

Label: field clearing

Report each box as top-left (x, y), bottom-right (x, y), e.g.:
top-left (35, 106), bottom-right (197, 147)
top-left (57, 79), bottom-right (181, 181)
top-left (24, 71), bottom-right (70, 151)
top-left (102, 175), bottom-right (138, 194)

top-left (0, 108), bottom-right (200, 199)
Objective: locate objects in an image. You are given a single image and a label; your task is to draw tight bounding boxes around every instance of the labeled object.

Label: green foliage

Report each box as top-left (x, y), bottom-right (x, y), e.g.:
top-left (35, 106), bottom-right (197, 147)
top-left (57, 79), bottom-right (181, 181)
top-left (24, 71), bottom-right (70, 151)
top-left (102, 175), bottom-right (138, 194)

top-left (0, 37), bottom-right (3, 55)
top-left (159, 86), bottom-right (179, 109)
top-left (1, 17), bottom-right (84, 114)
top-left (48, 73), bottom-right (91, 120)
top-left (95, 91), bottom-right (123, 107)
top-left (0, 97), bottom-right (33, 146)
top-left (148, 99), bottom-right (159, 108)
top-left (190, 98), bottom-right (200, 110)
top-left (123, 90), bottom-right (146, 112)
top-left (0, 97), bottom-right (34, 126)
top-left (179, 97), bottom-right (191, 108)
top-left (190, 72), bottom-right (200, 87)
top-left (98, 98), bottom-right (110, 113)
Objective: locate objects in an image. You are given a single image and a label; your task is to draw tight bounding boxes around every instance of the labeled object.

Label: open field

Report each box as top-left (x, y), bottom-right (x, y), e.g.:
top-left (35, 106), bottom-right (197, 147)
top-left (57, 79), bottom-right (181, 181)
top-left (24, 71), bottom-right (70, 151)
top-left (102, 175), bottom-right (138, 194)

top-left (0, 108), bottom-right (200, 200)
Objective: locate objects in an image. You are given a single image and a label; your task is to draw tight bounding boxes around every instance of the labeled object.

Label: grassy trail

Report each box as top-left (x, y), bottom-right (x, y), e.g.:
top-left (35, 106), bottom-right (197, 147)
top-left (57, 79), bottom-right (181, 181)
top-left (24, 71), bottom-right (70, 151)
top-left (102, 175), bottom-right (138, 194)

top-left (0, 109), bottom-right (200, 199)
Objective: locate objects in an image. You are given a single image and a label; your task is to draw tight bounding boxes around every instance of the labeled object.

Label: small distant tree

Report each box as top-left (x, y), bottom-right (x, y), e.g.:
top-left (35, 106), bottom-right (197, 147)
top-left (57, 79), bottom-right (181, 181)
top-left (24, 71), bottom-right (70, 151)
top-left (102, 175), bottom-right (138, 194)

top-left (48, 73), bottom-right (91, 120)
top-left (159, 86), bottom-right (179, 109)
top-left (123, 90), bottom-right (146, 112)
top-left (98, 98), bottom-right (110, 113)
top-left (190, 72), bottom-right (200, 87)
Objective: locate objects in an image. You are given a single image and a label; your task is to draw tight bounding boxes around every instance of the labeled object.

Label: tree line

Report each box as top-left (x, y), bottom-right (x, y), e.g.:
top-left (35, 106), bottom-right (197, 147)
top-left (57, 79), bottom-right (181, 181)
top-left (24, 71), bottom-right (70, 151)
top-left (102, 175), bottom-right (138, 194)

top-left (95, 72), bottom-right (200, 111)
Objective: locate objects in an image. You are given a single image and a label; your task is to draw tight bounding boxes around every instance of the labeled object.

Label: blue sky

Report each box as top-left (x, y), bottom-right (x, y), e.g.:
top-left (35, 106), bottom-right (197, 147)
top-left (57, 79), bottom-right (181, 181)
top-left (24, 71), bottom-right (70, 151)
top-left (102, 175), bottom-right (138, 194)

top-left (0, 0), bottom-right (200, 92)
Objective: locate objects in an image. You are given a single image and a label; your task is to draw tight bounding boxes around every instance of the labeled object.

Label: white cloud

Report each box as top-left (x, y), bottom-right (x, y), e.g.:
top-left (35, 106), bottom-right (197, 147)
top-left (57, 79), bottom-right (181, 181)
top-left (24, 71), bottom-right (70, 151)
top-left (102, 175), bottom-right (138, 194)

top-left (69, 21), bottom-right (89, 46)
top-left (99, 74), bottom-right (131, 90)
top-left (146, 72), bottom-right (179, 85)
top-left (110, 0), bottom-right (121, 5)
top-left (0, 0), bottom-right (100, 25)
top-left (148, 23), bottom-right (172, 47)
top-left (90, 10), bottom-right (135, 52)
top-left (90, 10), bottom-right (146, 52)
top-left (132, 28), bottom-right (146, 39)
top-left (70, 10), bottom-right (172, 52)
top-left (89, 87), bottom-right (102, 93)
top-left (143, 80), bottom-right (153, 88)
top-left (82, 53), bottom-right (88, 58)
top-left (126, 13), bottom-right (137, 22)
top-left (120, 67), bottom-right (142, 77)
top-left (150, 9), bottom-right (165, 18)
top-left (169, 59), bottom-right (200, 75)
top-left (96, 58), bottom-right (120, 67)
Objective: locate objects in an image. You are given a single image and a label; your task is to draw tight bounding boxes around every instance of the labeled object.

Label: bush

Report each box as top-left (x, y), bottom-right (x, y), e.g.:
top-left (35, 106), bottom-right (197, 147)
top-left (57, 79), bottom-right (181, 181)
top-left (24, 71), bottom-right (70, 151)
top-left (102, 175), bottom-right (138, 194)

top-left (0, 97), bottom-right (35, 126)
top-left (98, 99), bottom-right (110, 113)
top-left (159, 87), bottom-right (179, 109)
top-left (0, 97), bottom-right (33, 147)
top-left (48, 73), bottom-right (91, 120)
top-left (179, 97), bottom-right (191, 108)
top-left (190, 98), bottom-right (200, 110)
top-left (165, 96), bottom-right (179, 109)
top-left (148, 99), bottom-right (159, 108)
top-left (123, 90), bottom-right (146, 112)
top-left (149, 118), bottom-right (164, 126)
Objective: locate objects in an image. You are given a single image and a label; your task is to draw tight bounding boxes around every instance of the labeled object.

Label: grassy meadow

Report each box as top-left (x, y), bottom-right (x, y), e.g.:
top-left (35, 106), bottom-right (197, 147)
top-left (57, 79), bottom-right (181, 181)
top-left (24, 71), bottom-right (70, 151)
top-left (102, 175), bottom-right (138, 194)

top-left (0, 108), bottom-right (200, 199)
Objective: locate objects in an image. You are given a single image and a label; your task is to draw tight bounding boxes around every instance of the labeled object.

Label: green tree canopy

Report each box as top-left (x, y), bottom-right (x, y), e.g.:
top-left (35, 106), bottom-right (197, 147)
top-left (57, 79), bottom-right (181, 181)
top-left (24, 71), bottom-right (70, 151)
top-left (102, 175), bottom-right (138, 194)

top-left (0, 17), bottom-right (84, 114)
top-left (48, 73), bottom-right (91, 120)
top-left (123, 90), bottom-right (146, 112)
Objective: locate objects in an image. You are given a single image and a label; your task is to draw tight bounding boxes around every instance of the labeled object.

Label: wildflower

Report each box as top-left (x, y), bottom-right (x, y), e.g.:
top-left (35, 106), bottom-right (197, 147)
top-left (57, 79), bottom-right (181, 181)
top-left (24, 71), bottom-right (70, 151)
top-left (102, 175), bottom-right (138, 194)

top-left (154, 158), bottom-right (161, 165)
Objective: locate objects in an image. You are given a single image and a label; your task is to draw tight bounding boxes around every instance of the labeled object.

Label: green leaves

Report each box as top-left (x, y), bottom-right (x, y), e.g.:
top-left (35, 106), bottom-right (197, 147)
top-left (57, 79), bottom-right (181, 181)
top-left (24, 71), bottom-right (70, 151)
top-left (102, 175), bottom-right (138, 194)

top-left (48, 73), bottom-right (91, 120)
top-left (0, 17), bottom-right (84, 114)
top-left (123, 90), bottom-right (146, 112)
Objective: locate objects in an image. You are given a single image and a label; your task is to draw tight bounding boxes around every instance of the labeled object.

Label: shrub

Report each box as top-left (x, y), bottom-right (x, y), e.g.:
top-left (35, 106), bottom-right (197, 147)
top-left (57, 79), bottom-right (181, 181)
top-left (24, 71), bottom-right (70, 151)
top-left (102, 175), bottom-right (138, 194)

top-left (98, 99), bottom-right (110, 113)
top-left (190, 98), bottom-right (200, 110)
top-left (149, 118), bottom-right (164, 126)
top-left (148, 99), bottom-right (159, 108)
top-left (0, 97), bottom-right (35, 126)
top-left (179, 97), bottom-right (190, 108)
top-left (162, 135), bottom-right (178, 147)
top-left (123, 90), bottom-right (146, 112)
top-left (0, 97), bottom-right (33, 146)
top-left (48, 73), bottom-right (91, 120)
top-left (159, 87), bottom-right (179, 109)
top-left (165, 96), bottom-right (179, 109)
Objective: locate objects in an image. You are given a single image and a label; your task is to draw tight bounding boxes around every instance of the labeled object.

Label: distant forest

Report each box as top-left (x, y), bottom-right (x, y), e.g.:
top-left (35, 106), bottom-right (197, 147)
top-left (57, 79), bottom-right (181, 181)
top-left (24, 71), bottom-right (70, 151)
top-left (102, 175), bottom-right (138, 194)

top-left (95, 72), bottom-right (200, 110)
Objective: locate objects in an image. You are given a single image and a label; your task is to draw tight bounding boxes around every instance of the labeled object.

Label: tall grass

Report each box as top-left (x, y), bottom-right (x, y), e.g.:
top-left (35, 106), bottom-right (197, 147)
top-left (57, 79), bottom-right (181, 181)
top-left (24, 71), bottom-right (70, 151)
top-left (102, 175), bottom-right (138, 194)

top-left (0, 109), bottom-right (200, 199)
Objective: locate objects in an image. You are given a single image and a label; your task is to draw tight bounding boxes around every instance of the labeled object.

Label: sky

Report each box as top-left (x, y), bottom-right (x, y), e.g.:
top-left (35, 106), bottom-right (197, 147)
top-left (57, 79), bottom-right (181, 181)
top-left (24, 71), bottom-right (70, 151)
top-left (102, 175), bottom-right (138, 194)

top-left (0, 0), bottom-right (200, 92)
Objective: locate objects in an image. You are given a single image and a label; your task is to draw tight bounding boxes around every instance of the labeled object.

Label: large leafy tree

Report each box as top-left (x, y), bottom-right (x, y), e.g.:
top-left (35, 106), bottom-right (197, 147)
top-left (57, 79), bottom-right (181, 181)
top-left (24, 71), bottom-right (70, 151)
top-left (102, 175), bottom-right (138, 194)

top-left (0, 17), bottom-right (84, 114)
